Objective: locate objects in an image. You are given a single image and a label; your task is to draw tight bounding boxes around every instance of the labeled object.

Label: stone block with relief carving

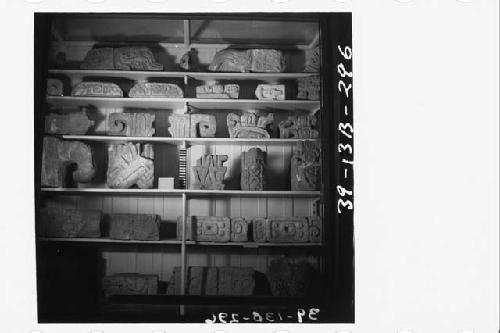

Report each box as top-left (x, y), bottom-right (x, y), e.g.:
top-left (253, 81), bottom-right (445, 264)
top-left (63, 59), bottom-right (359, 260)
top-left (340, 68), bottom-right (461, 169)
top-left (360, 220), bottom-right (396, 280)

top-left (108, 213), bottom-right (160, 241)
top-left (308, 216), bottom-right (322, 243)
top-left (41, 136), bottom-right (96, 187)
top-left (227, 111), bottom-right (273, 138)
top-left (297, 76), bottom-right (320, 100)
top-left (278, 115), bottom-right (319, 139)
top-left (45, 111), bottom-right (94, 135)
top-left (255, 84), bottom-right (285, 101)
top-left (168, 114), bottom-right (190, 138)
top-left (177, 216), bottom-right (230, 242)
top-left (241, 148), bottom-right (266, 191)
top-left (107, 113), bottom-right (155, 137)
top-left (252, 218), bottom-right (270, 243)
top-left (190, 114), bottom-right (216, 138)
top-left (47, 78), bottom-right (63, 96)
top-left (218, 267), bottom-right (255, 296)
top-left (196, 84), bottom-right (239, 99)
top-left (230, 218), bottom-right (249, 242)
top-left (129, 81), bottom-right (183, 98)
top-left (268, 217), bottom-right (309, 243)
top-left (71, 81), bottom-right (123, 97)
top-left (103, 273), bottom-right (158, 298)
top-left (191, 154), bottom-right (228, 190)
top-left (291, 141), bottom-right (320, 191)
top-left (81, 47), bottom-right (163, 71)
top-left (106, 143), bottom-right (154, 189)
top-left (209, 49), bottom-right (285, 73)
top-left (39, 207), bottom-right (102, 238)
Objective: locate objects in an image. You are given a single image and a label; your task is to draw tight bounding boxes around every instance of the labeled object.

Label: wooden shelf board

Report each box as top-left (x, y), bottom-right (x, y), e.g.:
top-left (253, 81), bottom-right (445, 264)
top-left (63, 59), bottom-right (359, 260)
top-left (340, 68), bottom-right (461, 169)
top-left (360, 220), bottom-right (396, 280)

top-left (40, 188), bottom-right (321, 198)
top-left (61, 135), bottom-right (319, 145)
top-left (190, 241), bottom-right (324, 247)
top-left (46, 96), bottom-right (320, 112)
top-left (48, 69), bottom-right (319, 83)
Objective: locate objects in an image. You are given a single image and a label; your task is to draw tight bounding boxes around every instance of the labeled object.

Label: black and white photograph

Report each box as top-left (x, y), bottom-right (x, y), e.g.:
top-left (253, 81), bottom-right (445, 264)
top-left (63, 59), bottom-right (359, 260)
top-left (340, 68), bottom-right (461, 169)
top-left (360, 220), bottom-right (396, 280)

top-left (0, 1), bottom-right (498, 332)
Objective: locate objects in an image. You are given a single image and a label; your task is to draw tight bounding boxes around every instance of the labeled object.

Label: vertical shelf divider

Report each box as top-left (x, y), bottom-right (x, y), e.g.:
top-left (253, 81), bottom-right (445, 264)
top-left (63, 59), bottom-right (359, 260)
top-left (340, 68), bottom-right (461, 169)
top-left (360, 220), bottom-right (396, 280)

top-left (180, 192), bottom-right (187, 316)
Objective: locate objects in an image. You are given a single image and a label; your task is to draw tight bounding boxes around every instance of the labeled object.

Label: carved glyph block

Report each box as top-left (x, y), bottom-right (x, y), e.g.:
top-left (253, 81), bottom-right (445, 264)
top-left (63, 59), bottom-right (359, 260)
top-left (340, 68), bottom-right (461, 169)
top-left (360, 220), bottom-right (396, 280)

top-left (252, 218), bottom-right (270, 243)
top-left (255, 84), bottom-right (285, 101)
top-left (41, 136), bottom-right (96, 187)
top-left (278, 115), bottom-right (319, 139)
top-left (168, 114), bottom-right (190, 138)
top-left (81, 47), bottom-right (163, 71)
top-left (196, 84), bottom-right (239, 99)
top-left (230, 218), bottom-right (248, 242)
top-left (304, 46), bottom-right (321, 73)
top-left (39, 207), bottom-right (102, 238)
top-left (106, 143), bottom-right (154, 189)
top-left (103, 273), bottom-right (158, 298)
top-left (227, 112), bottom-right (273, 138)
top-left (108, 214), bottom-right (160, 241)
top-left (191, 155), bottom-right (228, 190)
top-left (209, 49), bottom-right (285, 73)
top-left (45, 112), bottom-right (94, 135)
top-left (107, 113), bottom-right (155, 137)
top-left (71, 81), bottom-right (123, 97)
top-left (269, 217), bottom-right (309, 243)
top-left (297, 76), bottom-right (320, 100)
top-left (187, 266), bottom-right (204, 295)
top-left (178, 216), bottom-right (230, 242)
top-left (218, 267), bottom-right (255, 296)
top-left (47, 78), bottom-right (63, 96)
top-left (190, 114), bottom-right (216, 138)
top-left (205, 267), bottom-right (218, 296)
top-left (241, 148), bottom-right (266, 191)
top-left (291, 141), bottom-right (320, 191)
top-left (308, 216), bottom-right (322, 243)
top-left (129, 81), bottom-right (183, 98)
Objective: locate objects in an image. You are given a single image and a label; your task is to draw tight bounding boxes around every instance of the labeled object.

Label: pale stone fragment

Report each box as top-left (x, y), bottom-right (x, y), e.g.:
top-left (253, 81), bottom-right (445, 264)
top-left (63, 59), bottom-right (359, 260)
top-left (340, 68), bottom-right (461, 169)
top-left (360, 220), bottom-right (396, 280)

top-left (158, 177), bottom-right (174, 189)
top-left (252, 218), bottom-right (270, 243)
top-left (190, 114), bottom-right (216, 138)
top-left (304, 46), bottom-right (321, 73)
top-left (196, 84), bottom-right (239, 99)
top-left (230, 217), bottom-right (248, 242)
top-left (102, 273), bottom-right (158, 298)
top-left (227, 111), bottom-right (273, 138)
top-left (168, 114), bottom-right (191, 138)
top-left (71, 81), bottom-right (123, 97)
top-left (107, 113), bottom-right (155, 137)
top-left (249, 49), bottom-right (286, 73)
top-left (129, 81), bottom-right (183, 98)
top-left (291, 141), bottom-right (320, 191)
top-left (41, 136), bottom-right (96, 187)
top-left (106, 143), bottom-right (154, 189)
top-left (180, 49), bottom-right (199, 71)
top-left (108, 213), bottom-right (160, 241)
top-left (268, 217), bottom-right (309, 243)
top-left (191, 154), bottom-right (228, 190)
top-left (209, 49), bottom-right (285, 73)
top-left (47, 78), bottom-right (63, 96)
top-left (81, 47), bottom-right (163, 71)
top-left (241, 148), bottom-right (266, 191)
top-left (278, 115), bottom-right (319, 139)
top-left (45, 111), bottom-right (94, 135)
top-left (40, 207), bottom-right (102, 238)
top-left (254, 84), bottom-right (285, 101)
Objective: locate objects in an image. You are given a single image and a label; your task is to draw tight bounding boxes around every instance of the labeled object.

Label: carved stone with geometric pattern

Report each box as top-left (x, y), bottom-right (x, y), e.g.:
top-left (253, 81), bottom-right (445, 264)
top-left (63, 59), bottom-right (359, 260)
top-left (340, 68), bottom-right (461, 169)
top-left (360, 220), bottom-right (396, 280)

top-left (291, 141), bottom-right (320, 191)
top-left (241, 148), bottom-right (266, 191)
top-left (107, 113), bottom-right (155, 137)
top-left (227, 111), bottom-right (274, 138)
top-left (102, 273), bottom-right (158, 298)
top-left (106, 143), bottom-right (154, 189)
top-left (191, 154), bottom-right (228, 190)
top-left (278, 115), bottom-right (319, 139)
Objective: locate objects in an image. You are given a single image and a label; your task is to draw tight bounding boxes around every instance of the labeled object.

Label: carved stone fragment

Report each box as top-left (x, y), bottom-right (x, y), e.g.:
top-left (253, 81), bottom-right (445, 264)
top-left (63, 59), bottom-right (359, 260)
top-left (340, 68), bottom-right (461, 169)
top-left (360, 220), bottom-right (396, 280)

top-left (47, 78), bottom-right (63, 96)
top-left (103, 273), bottom-right (158, 298)
top-left (177, 216), bottom-right (230, 242)
top-left (41, 136), bottom-right (96, 187)
top-left (45, 111), bottom-right (94, 135)
top-left (304, 46), bottom-right (321, 73)
top-left (278, 115), bottom-right (319, 139)
top-left (71, 81), bottom-right (123, 97)
top-left (269, 217), bottom-right (309, 243)
top-left (218, 267), bottom-right (255, 296)
top-left (291, 141), bottom-right (320, 191)
top-left (168, 114), bottom-right (191, 138)
top-left (190, 114), bottom-right (216, 138)
top-left (209, 49), bottom-right (285, 73)
top-left (308, 216), bottom-right (322, 243)
top-left (205, 267), bottom-right (218, 296)
top-left (108, 213), bottom-right (160, 241)
top-left (230, 218), bottom-right (249, 242)
top-left (166, 267), bottom-right (181, 295)
top-left (252, 218), bottom-right (270, 243)
top-left (296, 76), bottom-right (320, 100)
top-left (107, 113), bottom-right (155, 137)
top-left (241, 148), bottom-right (266, 191)
top-left (254, 84), bottom-right (285, 101)
top-left (267, 259), bottom-right (319, 297)
top-left (191, 154), bottom-right (228, 190)
top-left (227, 111), bottom-right (274, 138)
top-left (39, 207), bottom-right (102, 238)
top-left (81, 47), bottom-right (163, 71)
top-left (180, 49), bottom-right (199, 71)
top-left (106, 143), bottom-right (154, 189)
top-left (187, 266), bottom-right (204, 296)
top-left (129, 81), bottom-right (183, 98)
top-left (196, 84), bottom-right (239, 99)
